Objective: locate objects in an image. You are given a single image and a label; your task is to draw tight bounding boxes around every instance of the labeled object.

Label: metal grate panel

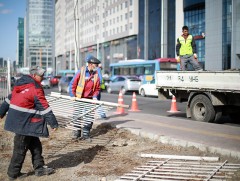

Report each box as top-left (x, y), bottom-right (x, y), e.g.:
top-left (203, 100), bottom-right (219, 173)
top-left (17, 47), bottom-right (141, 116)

top-left (116, 157), bottom-right (240, 181)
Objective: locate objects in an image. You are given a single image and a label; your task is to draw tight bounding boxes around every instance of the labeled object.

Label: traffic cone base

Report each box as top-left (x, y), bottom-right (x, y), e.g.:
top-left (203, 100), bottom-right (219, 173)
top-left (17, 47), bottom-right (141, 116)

top-left (114, 90), bottom-right (126, 114)
top-left (167, 95), bottom-right (180, 113)
top-left (129, 92), bottom-right (140, 112)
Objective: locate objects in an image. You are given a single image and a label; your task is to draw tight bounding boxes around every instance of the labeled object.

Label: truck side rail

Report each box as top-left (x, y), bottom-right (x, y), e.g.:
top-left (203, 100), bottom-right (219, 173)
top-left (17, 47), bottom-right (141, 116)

top-left (155, 71), bottom-right (240, 93)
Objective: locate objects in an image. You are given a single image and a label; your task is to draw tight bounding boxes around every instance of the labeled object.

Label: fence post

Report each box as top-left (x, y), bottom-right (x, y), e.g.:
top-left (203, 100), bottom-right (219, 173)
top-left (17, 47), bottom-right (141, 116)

top-left (7, 58), bottom-right (11, 94)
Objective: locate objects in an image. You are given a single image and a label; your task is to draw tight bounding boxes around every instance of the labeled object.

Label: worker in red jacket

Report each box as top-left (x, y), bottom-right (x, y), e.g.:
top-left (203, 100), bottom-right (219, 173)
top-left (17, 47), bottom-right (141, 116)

top-left (69, 56), bottom-right (101, 141)
top-left (0, 66), bottom-right (58, 180)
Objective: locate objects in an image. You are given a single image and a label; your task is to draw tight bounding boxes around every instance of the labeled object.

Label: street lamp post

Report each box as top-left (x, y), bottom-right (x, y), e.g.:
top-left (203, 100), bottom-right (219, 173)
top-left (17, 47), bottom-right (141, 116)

top-left (46, 46), bottom-right (48, 75)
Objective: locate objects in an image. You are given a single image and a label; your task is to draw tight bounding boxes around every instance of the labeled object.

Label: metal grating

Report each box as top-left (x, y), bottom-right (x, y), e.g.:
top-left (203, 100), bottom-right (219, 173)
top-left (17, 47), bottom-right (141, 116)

top-left (46, 92), bottom-right (129, 131)
top-left (116, 157), bottom-right (240, 181)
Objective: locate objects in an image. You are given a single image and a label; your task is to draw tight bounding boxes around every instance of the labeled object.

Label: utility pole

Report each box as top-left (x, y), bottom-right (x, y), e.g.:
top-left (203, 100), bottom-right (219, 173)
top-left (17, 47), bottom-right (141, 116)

top-left (46, 45), bottom-right (49, 75)
top-left (39, 48), bottom-right (42, 67)
top-left (144, 0), bottom-right (149, 60)
top-left (74, 0), bottom-right (79, 72)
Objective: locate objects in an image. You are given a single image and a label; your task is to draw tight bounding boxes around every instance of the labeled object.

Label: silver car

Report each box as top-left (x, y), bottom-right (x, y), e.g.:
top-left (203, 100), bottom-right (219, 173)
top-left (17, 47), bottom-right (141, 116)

top-left (58, 76), bottom-right (73, 93)
top-left (41, 77), bottom-right (51, 89)
top-left (107, 76), bottom-right (141, 94)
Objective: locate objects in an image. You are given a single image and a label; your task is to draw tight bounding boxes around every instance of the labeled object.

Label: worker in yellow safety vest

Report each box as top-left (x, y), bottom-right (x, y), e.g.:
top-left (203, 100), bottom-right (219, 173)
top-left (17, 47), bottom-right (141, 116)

top-left (176, 26), bottom-right (203, 71)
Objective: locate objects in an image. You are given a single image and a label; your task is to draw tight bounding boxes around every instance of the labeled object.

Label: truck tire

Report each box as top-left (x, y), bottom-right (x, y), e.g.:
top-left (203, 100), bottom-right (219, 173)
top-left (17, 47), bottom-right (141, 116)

top-left (190, 94), bottom-right (215, 122)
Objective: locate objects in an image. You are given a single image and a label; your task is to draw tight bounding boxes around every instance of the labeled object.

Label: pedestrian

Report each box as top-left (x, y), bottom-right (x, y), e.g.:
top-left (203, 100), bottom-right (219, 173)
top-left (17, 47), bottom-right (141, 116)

top-left (0, 66), bottom-right (59, 180)
top-left (69, 55), bottom-right (101, 141)
top-left (176, 25), bottom-right (203, 71)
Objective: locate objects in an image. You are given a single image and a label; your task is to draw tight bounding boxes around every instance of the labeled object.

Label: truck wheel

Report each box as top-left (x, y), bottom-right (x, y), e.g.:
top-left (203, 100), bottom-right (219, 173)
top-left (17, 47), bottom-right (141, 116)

top-left (190, 94), bottom-right (215, 122)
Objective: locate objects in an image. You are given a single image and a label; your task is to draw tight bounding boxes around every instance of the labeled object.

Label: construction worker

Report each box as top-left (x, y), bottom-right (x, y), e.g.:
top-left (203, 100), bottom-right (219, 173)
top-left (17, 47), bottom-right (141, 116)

top-left (0, 66), bottom-right (58, 180)
top-left (176, 25), bottom-right (203, 71)
top-left (69, 55), bottom-right (101, 140)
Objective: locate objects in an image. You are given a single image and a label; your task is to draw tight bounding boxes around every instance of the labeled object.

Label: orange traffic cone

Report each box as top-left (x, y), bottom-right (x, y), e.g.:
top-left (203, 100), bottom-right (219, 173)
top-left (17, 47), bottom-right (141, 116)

top-left (167, 95), bottom-right (180, 113)
top-left (129, 92), bottom-right (140, 112)
top-left (114, 90), bottom-right (125, 114)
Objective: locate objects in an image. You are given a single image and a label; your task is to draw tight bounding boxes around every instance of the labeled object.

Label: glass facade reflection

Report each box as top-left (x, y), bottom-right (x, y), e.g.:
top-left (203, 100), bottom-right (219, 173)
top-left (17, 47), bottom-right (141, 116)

top-left (138, 0), bottom-right (176, 60)
top-left (17, 18), bottom-right (24, 67)
top-left (222, 0), bottom-right (232, 70)
top-left (26, 0), bottom-right (54, 69)
top-left (184, 1), bottom-right (205, 65)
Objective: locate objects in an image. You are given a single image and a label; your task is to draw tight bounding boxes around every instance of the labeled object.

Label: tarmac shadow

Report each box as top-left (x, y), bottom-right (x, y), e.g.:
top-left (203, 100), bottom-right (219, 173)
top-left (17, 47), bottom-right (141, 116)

top-left (167, 112), bottom-right (187, 118)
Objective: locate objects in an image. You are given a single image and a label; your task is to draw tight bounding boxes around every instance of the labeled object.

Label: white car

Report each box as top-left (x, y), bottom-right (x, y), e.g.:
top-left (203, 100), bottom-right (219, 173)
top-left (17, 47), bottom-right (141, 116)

top-left (138, 83), bottom-right (158, 97)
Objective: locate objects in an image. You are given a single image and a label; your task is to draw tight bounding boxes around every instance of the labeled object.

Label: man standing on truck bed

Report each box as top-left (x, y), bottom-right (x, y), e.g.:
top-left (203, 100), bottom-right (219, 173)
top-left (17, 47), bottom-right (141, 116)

top-left (176, 25), bottom-right (203, 71)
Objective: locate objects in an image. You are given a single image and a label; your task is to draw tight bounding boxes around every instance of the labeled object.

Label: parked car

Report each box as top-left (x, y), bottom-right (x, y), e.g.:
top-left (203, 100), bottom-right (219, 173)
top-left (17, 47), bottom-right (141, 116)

top-left (58, 76), bottom-right (73, 93)
top-left (106, 76), bottom-right (141, 94)
top-left (41, 77), bottom-right (51, 89)
top-left (50, 75), bottom-right (61, 86)
top-left (139, 83), bottom-right (158, 97)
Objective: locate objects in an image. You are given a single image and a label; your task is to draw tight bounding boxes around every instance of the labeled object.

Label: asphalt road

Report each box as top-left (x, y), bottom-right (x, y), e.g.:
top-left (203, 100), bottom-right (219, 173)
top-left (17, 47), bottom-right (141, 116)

top-left (45, 87), bottom-right (238, 125)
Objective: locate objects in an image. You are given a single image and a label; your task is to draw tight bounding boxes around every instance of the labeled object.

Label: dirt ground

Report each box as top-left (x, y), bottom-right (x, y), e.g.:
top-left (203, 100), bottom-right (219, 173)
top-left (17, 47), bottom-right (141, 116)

top-left (0, 119), bottom-right (240, 181)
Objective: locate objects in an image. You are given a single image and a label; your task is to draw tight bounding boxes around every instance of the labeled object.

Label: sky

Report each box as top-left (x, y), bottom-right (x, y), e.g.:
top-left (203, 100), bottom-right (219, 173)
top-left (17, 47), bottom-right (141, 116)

top-left (0, 0), bottom-right (26, 61)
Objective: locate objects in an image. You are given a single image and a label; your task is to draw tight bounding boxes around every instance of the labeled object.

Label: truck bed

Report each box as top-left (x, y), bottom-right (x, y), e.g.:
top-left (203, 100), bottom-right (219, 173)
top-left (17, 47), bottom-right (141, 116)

top-left (155, 71), bottom-right (240, 93)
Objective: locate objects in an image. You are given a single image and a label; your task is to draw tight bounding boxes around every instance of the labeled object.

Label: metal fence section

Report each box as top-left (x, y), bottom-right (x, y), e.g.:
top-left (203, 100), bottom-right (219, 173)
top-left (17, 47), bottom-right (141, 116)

top-left (46, 92), bottom-right (129, 130)
top-left (0, 60), bottom-right (11, 104)
top-left (116, 155), bottom-right (240, 181)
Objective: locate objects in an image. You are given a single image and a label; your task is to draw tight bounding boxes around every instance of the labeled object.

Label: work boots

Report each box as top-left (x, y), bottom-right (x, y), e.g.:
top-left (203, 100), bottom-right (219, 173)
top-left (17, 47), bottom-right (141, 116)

top-left (35, 166), bottom-right (54, 176)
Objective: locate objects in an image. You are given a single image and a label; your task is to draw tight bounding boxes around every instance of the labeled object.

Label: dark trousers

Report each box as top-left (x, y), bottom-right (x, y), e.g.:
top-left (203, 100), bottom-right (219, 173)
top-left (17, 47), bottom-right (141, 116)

top-left (72, 103), bottom-right (93, 138)
top-left (7, 134), bottom-right (45, 178)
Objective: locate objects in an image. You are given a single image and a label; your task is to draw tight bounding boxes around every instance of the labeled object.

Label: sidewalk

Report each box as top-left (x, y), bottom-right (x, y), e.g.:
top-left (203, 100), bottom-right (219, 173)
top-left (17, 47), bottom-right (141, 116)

top-left (95, 111), bottom-right (240, 159)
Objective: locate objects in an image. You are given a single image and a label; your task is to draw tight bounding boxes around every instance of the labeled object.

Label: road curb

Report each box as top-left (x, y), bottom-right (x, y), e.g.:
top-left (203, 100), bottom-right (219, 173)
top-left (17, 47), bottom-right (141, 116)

top-left (94, 121), bottom-right (240, 159)
top-left (125, 127), bottom-right (240, 159)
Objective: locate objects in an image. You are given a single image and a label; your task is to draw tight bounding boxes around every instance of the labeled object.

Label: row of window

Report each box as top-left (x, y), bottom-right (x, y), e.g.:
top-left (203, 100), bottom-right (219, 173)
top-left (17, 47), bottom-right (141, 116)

top-left (82, 0), bottom-right (133, 20)
top-left (83, 23), bottom-right (133, 43)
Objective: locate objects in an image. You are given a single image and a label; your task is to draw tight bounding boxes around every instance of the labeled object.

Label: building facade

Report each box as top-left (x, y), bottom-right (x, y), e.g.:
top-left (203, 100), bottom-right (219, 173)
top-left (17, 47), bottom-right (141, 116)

top-left (183, 0), bottom-right (240, 70)
top-left (16, 18), bottom-right (24, 67)
top-left (26, 0), bottom-right (55, 74)
top-left (55, 0), bottom-right (176, 73)
top-left (54, 0), bottom-right (240, 74)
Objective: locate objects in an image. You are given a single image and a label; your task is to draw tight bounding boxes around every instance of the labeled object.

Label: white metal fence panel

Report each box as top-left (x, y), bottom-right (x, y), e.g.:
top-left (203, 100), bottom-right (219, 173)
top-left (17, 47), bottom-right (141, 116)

top-left (46, 92), bottom-right (129, 130)
top-left (0, 61), bottom-right (11, 104)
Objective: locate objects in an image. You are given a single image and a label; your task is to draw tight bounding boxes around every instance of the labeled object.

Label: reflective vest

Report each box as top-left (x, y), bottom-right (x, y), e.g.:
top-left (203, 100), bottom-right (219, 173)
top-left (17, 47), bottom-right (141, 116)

top-left (76, 67), bottom-right (98, 98)
top-left (179, 35), bottom-right (193, 56)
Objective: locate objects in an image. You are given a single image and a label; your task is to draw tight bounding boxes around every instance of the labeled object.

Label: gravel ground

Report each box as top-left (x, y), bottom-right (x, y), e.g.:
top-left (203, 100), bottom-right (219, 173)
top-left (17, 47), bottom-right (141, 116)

top-left (0, 120), bottom-right (240, 181)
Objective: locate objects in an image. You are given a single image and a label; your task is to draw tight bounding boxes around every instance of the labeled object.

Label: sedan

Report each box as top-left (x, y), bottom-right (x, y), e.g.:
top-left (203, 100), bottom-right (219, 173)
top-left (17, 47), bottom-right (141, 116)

top-left (41, 77), bottom-right (51, 89)
top-left (58, 76), bottom-right (73, 93)
top-left (107, 76), bottom-right (141, 94)
top-left (139, 83), bottom-right (158, 97)
top-left (50, 75), bottom-right (61, 86)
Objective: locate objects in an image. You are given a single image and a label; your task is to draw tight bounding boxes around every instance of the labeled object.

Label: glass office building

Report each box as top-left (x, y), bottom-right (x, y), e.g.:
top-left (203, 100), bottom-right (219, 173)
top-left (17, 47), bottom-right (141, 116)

top-left (184, 0), bottom-right (240, 70)
top-left (17, 18), bottom-right (24, 67)
top-left (26, 0), bottom-right (55, 72)
top-left (138, 0), bottom-right (176, 60)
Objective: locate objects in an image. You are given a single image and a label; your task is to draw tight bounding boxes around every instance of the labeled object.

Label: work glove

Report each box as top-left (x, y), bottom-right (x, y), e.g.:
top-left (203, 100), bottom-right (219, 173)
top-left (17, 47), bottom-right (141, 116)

top-left (176, 56), bottom-right (180, 63)
top-left (194, 53), bottom-right (197, 59)
top-left (71, 97), bottom-right (76, 101)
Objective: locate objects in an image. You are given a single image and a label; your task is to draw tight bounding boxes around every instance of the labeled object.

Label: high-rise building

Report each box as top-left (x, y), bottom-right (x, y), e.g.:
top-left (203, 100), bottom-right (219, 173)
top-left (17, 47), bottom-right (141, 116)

top-left (26, 0), bottom-right (55, 74)
top-left (55, 0), bottom-right (240, 73)
top-left (17, 17), bottom-right (24, 67)
top-left (55, 0), bottom-right (176, 72)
